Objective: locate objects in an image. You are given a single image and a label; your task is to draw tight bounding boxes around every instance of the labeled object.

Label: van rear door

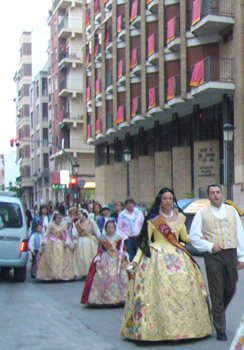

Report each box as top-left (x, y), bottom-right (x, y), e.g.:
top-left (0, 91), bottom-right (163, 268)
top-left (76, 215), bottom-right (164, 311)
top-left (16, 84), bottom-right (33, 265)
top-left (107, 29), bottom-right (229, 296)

top-left (0, 202), bottom-right (25, 260)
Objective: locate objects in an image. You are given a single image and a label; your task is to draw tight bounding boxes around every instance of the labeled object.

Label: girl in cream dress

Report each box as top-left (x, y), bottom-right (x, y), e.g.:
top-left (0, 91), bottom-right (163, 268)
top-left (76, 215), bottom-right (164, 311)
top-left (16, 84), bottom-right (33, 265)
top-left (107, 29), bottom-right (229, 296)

top-left (72, 209), bottom-right (101, 278)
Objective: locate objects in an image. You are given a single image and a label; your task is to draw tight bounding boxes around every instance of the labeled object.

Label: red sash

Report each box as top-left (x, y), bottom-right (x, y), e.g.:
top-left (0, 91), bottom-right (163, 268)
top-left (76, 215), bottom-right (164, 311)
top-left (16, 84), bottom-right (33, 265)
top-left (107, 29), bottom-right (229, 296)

top-left (75, 221), bottom-right (98, 244)
top-left (151, 216), bottom-right (198, 265)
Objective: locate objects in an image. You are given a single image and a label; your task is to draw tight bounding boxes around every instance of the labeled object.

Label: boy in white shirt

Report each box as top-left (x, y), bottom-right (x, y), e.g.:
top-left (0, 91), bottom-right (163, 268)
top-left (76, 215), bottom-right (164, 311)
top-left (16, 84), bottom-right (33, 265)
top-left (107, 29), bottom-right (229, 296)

top-left (28, 223), bottom-right (44, 277)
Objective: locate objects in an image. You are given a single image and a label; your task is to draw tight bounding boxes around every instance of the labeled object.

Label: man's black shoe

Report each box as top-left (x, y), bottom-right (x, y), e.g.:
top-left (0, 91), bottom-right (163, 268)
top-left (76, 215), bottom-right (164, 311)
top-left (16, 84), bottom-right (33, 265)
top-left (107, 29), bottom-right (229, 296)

top-left (217, 331), bottom-right (227, 341)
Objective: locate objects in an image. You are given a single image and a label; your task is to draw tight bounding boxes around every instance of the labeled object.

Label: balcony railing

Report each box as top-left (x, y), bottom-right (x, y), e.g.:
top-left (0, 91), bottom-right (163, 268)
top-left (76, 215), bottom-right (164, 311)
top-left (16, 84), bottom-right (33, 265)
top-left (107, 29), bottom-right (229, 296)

top-left (201, 0), bottom-right (233, 17)
top-left (187, 57), bottom-right (234, 91)
top-left (59, 51), bottom-right (82, 62)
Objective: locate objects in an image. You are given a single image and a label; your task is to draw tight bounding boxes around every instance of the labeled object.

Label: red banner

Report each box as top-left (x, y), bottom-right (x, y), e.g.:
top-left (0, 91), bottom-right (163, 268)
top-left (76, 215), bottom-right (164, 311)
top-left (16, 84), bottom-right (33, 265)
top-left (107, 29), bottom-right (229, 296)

top-left (131, 97), bottom-right (138, 117)
top-left (130, 47), bottom-right (138, 69)
top-left (86, 86), bottom-right (91, 102)
top-left (130, 0), bottom-right (138, 23)
top-left (117, 15), bottom-right (122, 33)
top-left (192, 0), bottom-right (202, 26)
top-left (85, 51), bottom-right (90, 66)
top-left (52, 173), bottom-right (60, 185)
top-left (85, 12), bottom-right (90, 27)
top-left (87, 124), bottom-right (91, 138)
top-left (115, 105), bottom-right (124, 124)
top-left (118, 59), bottom-right (123, 79)
top-left (94, 0), bottom-right (99, 16)
top-left (190, 60), bottom-right (204, 87)
top-left (104, 29), bottom-right (110, 46)
top-left (167, 76), bottom-right (175, 100)
top-left (95, 119), bottom-right (101, 134)
top-left (148, 33), bottom-right (155, 57)
top-left (167, 17), bottom-right (176, 44)
top-left (146, 0), bottom-right (153, 3)
top-left (95, 79), bottom-right (100, 95)
top-left (93, 40), bottom-right (99, 57)
top-left (148, 87), bottom-right (156, 110)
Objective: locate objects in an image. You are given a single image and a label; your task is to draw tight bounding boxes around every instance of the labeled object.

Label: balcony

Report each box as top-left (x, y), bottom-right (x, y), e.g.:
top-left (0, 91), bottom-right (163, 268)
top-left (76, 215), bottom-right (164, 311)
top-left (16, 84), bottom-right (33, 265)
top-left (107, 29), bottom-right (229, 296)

top-left (131, 96), bottom-right (145, 124)
top-left (59, 51), bottom-right (83, 69)
top-left (106, 112), bottom-right (116, 135)
top-left (59, 78), bottom-right (83, 98)
top-left (54, 0), bottom-right (83, 11)
top-left (105, 0), bottom-right (112, 12)
top-left (167, 16), bottom-right (180, 52)
top-left (59, 109), bottom-right (83, 129)
top-left (117, 15), bottom-right (125, 42)
top-left (187, 57), bottom-right (235, 104)
top-left (147, 86), bottom-right (163, 117)
top-left (147, 32), bottom-right (159, 65)
top-left (130, 47), bottom-right (141, 76)
top-left (117, 59), bottom-right (126, 86)
top-left (191, 0), bottom-right (234, 36)
top-left (164, 75), bottom-right (185, 107)
top-left (58, 17), bottom-right (83, 39)
top-left (105, 27), bottom-right (113, 54)
top-left (130, 0), bottom-right (141, 29)
top-left (85, 10), bottom-right (91, 35)
top-left (95, 80), bottom-right (102, 103)
top-left (147, 0), bottom-right (158, 14)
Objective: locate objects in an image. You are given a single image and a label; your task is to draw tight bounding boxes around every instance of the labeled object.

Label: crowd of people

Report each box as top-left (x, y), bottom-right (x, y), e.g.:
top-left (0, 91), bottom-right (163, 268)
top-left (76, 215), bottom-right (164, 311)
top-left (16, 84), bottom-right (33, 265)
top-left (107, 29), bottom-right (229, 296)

top-left (24, 185), bottom-right (244, 346)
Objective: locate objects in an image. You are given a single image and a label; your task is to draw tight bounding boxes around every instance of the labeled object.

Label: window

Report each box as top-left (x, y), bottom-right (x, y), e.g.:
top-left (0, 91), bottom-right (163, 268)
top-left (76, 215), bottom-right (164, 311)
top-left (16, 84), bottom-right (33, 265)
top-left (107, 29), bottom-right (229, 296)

top-left (31, 112), bottom-right (33, 129)
top-left (36, 105), bottom-right (40, 124)
top-left (43, 154), bottom-right (49, 171)
top-left (42, 78), bottom-right (48, 96)
top-left (55, 104), bottom-right (58, 120)
top-left (30, 89), bottom-right (33, 107)
top-left (42, 103), bottom-right (48, 121)
top-left (54, 18), bottom-right (57, 33)
top-left (37, 130), bottom-right (40, 148)
top-left (43, 128), bottom-right (48, 145)
top-left (36, 81), bottom-right (39, 98)
top-left (55, 47), bottom-right (57, 62)
top-left (0, 203), bottom-right (23, 229)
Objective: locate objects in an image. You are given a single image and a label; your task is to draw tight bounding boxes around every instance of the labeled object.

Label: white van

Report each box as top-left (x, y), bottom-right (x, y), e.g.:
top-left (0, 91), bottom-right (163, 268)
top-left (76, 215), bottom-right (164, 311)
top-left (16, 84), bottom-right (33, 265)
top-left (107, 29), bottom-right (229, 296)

top-left (0, 192), bottom-right (28, 282)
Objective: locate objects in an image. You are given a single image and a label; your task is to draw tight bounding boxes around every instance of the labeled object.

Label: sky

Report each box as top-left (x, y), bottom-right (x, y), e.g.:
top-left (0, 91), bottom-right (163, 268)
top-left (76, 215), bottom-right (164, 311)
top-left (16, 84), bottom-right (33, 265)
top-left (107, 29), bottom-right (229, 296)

top-left (0, 0), bottom-right (51, 155)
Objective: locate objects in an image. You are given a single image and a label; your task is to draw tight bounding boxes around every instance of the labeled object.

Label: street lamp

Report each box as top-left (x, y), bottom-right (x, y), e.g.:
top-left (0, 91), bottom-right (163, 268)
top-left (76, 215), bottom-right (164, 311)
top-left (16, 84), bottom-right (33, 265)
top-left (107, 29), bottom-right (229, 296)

top-left (32, 172), bottom-right (38, 208)
top-left (223, 123), bottom-right (235, 200)
top-left (123, 149), bottom-right (132, 198)
top-left (73, 162), bottom-right (80, 208)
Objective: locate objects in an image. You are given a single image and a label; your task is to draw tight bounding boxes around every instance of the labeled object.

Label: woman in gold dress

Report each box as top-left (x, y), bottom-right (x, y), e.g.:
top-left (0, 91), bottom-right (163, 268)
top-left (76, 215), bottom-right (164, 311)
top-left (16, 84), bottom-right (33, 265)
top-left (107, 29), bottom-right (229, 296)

top-left (72, 209), bottom-right (101, 278)
top-left (121, 188), bottom-right (212, 341)
top-left (35, 212), bottom-right (74, 281)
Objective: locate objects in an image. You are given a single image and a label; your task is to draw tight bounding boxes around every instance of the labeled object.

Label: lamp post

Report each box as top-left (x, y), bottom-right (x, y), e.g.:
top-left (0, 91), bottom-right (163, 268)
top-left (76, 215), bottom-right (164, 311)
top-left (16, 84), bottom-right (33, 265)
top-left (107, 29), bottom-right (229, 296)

top-left (32, 172), bottom-right (38, 208)
top-left (124, 149), bottom-right (132, 198)
top-left (223, 123), bottom-right (235, 200)
top-left (73, 162), bottom-right (80, 208)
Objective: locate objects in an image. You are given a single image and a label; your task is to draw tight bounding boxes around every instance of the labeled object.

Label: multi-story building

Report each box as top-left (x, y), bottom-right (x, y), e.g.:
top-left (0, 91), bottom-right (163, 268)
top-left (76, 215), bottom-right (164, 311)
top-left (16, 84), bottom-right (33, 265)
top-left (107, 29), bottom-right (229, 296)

top-left (48, 0), bottom-right (95, 205)
top-left (14, 32), bottom-right (33, 206)
top-left (83, 0), bottom-right (244, 206)
top-left (29, 61), bottom-right (51, 207)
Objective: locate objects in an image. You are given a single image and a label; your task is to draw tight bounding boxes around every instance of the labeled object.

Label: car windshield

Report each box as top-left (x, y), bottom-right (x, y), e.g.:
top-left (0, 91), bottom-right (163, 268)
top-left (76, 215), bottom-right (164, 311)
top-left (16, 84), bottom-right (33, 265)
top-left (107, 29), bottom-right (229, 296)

top-left (0, 202), bottom-right (23, 229)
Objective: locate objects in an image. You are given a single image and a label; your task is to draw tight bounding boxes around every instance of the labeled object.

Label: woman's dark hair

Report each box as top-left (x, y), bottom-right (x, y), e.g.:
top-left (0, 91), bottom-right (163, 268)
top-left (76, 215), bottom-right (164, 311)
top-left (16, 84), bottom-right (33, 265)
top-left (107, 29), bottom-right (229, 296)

top-left (58, 204), bottom-right (66, 216)
top-left (38, 204), bottom-right (48, 216)
top-left (93, 202), bottom-right (102, 214)
top-left (104, 219), bottom-right (116, 231)
top-left (138, 188), bottom-right (182, 257)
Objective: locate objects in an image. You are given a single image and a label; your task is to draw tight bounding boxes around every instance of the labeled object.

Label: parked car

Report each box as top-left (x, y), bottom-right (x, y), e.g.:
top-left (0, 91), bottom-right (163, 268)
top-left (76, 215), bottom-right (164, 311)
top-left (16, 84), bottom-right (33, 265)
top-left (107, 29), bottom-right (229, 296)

top-left (177, 198), bottom-right (244, 256)
top-left (0, 192), bottom-right (28, 282)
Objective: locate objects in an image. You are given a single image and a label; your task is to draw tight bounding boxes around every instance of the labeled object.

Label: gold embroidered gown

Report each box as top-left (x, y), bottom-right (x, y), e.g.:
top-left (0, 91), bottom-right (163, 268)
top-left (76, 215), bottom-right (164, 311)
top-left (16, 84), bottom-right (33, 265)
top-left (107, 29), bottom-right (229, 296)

top-left (36, 222), bottom-right (74, 281)
top-left (72, 220), bottom-right (101, 277)
top-left (121, 212), bottom-right (212, 341)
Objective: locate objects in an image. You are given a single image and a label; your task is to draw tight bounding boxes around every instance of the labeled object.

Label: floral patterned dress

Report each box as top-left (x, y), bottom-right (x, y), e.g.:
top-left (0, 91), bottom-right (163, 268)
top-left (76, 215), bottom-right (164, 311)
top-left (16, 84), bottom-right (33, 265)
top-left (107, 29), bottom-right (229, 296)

top-left (230, 314), bottom-right (244, 350)
top-left (121, 213), bottom-right (212, 341)
top-left (35, 222), bottom-right (74, 281)
top-left (81, 233), bottom-right (130, 306)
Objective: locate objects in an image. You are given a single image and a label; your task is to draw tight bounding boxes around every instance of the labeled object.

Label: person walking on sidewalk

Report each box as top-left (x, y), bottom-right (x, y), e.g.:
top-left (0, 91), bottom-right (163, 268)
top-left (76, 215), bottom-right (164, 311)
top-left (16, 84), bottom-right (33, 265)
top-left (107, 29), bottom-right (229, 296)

top-left (190, 184), bottom-right (244, 341)
top-left (118, 198), bottom-right (144, 261)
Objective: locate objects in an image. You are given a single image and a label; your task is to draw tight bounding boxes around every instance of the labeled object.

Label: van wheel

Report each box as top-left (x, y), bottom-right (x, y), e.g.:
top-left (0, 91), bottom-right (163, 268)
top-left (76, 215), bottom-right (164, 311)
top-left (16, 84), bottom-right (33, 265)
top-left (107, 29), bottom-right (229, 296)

top-left (14, 267), bottom-right (26, 282)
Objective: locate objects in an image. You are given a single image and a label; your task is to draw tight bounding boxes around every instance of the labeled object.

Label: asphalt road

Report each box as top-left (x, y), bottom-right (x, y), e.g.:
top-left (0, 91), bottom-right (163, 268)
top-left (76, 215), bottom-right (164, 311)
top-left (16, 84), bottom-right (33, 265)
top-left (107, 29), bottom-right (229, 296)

top-left (1, 257), bottom-right (244, 350)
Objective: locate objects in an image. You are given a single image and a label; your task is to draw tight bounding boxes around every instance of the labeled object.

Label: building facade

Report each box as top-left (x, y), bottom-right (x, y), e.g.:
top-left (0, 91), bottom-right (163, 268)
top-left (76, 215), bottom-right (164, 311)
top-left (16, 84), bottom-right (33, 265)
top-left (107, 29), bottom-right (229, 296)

top-left (14, 32), bottom-right (33, 206)
top-left (83, 0), bottom-right (244, 206)
top-left (29, 62), bottom-right (51, 208)
top-left (48, 0), bottom-right (95, 205)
